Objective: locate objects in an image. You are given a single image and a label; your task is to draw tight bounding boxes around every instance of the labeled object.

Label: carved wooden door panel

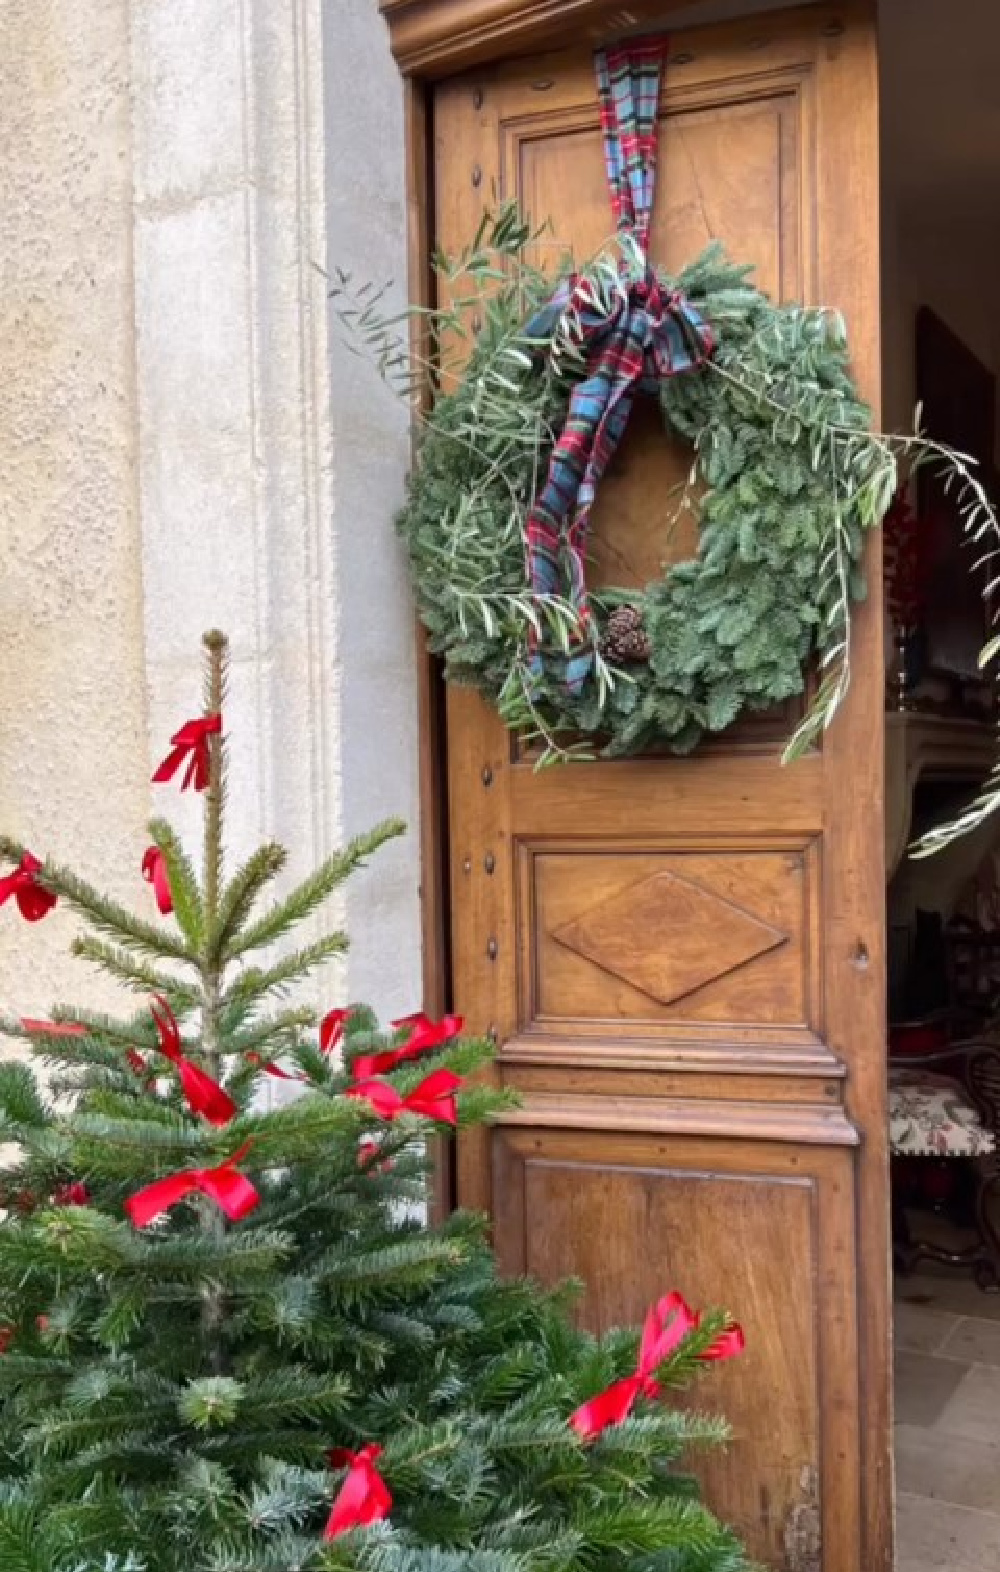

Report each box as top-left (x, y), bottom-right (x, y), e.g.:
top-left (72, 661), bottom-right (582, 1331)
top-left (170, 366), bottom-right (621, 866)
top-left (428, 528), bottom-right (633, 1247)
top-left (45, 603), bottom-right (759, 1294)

top-left (434, 7), bottom-right (888, 1570)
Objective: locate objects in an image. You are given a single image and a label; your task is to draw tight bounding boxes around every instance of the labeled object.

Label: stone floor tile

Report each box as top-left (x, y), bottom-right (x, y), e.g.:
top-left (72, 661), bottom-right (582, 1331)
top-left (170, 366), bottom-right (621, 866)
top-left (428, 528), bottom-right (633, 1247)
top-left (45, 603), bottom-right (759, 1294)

top-left (895, 1423), bottom-right (1000, 1514)
top-left (940, 1316), bottom-right (1000, 1368)
top-left (897, 1272), bottom-right (1000, 1323)
top-left (895, 1491), bottom-right (1000, 1572)
top-left (934, 1363), bottom-right (1000, 1444)
top-left (893, 1348), bottom-right (970, 1428)
top-left (894, 1298), bottom-right (959, 1354)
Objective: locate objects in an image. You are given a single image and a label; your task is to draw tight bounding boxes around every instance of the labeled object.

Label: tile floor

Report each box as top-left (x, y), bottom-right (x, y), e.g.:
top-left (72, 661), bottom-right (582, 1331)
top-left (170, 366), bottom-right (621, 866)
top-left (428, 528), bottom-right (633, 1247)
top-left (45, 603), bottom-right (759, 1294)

top-left (895, 1271), bottom-right (1000, 1570)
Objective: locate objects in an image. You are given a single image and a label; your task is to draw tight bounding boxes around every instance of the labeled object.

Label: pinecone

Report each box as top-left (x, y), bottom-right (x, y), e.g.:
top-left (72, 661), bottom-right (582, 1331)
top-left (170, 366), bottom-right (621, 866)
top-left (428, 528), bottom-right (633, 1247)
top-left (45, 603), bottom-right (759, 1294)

top-left (600, 604), bottom-right (651, 664)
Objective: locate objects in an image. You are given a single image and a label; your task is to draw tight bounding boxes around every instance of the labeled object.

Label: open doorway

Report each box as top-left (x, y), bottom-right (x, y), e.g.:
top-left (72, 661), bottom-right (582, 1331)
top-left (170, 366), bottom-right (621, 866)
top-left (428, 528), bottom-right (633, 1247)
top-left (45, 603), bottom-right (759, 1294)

top-left (881, 0), bottom-right (1000, 1562)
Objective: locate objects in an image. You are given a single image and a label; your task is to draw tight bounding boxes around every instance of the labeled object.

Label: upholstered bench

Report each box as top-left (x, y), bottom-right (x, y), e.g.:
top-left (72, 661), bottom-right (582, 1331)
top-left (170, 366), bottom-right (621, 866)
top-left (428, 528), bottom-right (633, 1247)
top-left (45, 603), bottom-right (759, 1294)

top-left (890, 1067), bottom-right (996, 1159)
top-left (889, 1045), bottom-right (1000, 1290)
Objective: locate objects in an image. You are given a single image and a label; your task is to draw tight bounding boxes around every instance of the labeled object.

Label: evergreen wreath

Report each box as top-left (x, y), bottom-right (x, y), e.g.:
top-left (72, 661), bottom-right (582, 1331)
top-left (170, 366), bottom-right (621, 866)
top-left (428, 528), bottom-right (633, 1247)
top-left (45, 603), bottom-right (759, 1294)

top-left (398, 225), bottom-right (886, 762)
top-left (392, 214), bottom-right (994, 782)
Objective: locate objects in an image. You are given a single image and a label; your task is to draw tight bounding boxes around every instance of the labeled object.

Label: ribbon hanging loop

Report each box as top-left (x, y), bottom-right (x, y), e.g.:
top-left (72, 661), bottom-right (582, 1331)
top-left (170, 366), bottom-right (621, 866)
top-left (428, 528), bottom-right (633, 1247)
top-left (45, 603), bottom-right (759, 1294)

top-left (523, 38), bottom-right (714, 692)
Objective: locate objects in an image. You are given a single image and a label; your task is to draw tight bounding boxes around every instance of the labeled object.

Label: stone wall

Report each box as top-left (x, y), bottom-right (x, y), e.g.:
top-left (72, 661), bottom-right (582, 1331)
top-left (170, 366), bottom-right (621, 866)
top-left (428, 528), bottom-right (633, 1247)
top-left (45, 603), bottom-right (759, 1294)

top-left (0, 0), bottom-right (149, 1014)
top-left (0, 0), bottom-right (420, 1028)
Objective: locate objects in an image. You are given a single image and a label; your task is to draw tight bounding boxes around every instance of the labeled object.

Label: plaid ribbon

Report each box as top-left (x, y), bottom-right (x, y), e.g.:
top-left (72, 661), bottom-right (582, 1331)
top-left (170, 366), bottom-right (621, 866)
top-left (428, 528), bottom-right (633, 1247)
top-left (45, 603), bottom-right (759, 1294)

top-left (524, 39), bottom-right (714, 691)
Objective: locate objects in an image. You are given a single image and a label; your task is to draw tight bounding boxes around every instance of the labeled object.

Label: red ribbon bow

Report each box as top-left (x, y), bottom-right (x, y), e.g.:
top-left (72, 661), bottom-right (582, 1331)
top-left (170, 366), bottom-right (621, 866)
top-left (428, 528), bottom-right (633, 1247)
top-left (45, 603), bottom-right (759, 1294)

top-left (353, 1012), bottom-right (463, 1079)
top-left (570, 1293), bottom-right (698, 1438)
top-left (323, 1444), bottom-right (391, 1541)
top-left (699, 1325), bottom-right (746, 1362)
top-left (569, 1296), bottom-right (746, 1439)
top-left (20, 1019), bottom-right (86, 1038)
top-left (141, 847), bottom-right (174, 914)
top-left (152, 714), bottom-right (222, 793)
top-left (53, 1181), bottom-right (90, 1207)
top-left (320, 1008), bottom-right (353, 1055)
top-left (346, 1068), bottom-right (462, 1127)
top-left (358, 1139), bottom-right (393, 1173)
top-left (150, 997), bottom-right (236, 1127)
top-left (246, 1051), bottom-right (306, 1083)
top-left (125, 1141), bottom-right (259, 1228)
top-left (0, 853), bottom-right (56, 922)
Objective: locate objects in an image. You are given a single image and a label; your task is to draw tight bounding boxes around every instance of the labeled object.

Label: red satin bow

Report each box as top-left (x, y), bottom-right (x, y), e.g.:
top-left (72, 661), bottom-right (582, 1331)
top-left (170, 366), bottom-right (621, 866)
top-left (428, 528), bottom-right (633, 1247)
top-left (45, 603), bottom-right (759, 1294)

top-left (246, 1051), bottom-right (305, 1083)
top-left (53, 1181), bottom-right (90, 1206)
top-left (323, 1444), bottom-right (391, 1540)
top-left (142, 847), bottom-right (174, 914)
top-left (320, 1008), bottom-right (352, 1055)
top-left (346, 1068), bottom-right (462, 1127)
top-left (152, 714), bottom-right (222, 792)
top-left (20, 1019), bottom-right (86, 1038)
top-left (570, 1293), bottom-right (698, 1438)
top-left (125, 1141), bottom-right (259, 1227)
top-left (358, 1139), bottom-right (393, 1172)
top-left (0, 853), bottom-right (56, 922)
top-left (150, 997), bottom-right (236, 1127)
top-left (353, 1012), bottom-right (463, 1079)
top-left (699, 1325), bottom-right (746, 1361)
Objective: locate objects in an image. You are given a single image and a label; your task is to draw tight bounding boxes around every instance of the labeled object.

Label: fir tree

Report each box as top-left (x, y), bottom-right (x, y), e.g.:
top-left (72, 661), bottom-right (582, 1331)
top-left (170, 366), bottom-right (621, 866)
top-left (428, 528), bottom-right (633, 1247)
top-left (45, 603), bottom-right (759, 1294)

top-left (0, 632), bottom-right (748, 1572)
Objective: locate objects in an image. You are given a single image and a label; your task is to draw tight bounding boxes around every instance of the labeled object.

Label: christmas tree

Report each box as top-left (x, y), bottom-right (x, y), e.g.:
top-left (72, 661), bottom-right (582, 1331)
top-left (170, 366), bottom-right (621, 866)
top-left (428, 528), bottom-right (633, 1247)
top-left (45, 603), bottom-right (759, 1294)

top-left (0, 632), bottom-right (748, 1572)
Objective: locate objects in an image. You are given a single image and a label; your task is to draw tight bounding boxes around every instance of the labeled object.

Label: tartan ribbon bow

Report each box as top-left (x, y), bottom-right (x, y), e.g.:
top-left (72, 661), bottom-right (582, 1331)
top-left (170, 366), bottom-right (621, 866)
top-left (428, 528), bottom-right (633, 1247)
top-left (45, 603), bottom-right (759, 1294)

top-left (524, 38), bottom-right (714, 691)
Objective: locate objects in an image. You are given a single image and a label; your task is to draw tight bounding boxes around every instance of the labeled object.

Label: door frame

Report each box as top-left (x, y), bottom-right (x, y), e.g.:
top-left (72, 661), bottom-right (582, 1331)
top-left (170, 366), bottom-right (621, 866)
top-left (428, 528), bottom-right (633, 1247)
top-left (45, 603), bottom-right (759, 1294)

top-left (379, 5), bottom-right (891, 1567)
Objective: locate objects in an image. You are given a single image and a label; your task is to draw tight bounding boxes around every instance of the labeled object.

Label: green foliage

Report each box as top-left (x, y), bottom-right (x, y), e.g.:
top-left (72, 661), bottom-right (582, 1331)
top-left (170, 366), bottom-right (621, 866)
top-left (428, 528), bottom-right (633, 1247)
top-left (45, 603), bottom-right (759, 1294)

top-left (388, 207), bottom-right (1000, 826)
top-left (0, 634), bottom-right (749, 1572)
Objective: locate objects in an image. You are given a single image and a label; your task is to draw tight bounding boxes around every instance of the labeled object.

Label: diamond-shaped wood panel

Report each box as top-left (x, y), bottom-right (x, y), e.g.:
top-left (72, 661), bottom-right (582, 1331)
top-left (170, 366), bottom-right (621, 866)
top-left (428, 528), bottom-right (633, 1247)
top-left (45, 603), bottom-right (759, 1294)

top-left (552, 870), bottom-right (788, 1007)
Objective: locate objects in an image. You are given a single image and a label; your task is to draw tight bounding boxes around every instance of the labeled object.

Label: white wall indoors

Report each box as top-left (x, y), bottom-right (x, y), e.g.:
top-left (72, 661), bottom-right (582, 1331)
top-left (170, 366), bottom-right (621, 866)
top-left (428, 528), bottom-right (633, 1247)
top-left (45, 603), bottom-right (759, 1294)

top-left (0, 1), bottom-right (420, 1029)
top-left (880, 0), bottom-right (1000, 440)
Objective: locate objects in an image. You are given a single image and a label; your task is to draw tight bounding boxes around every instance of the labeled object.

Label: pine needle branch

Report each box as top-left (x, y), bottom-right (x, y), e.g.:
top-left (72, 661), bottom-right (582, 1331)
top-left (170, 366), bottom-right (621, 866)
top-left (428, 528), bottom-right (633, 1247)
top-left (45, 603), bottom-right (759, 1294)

top-left (222, 933), bottom-right (349, 1010)
top-left (223, 821), bottom-right (406, 960)
top-left (0, 839), bottom-right (194, 966)
top-left (207, 845), bottom-right (288, 964)
top-left (146, 819), bottom-right (203, 949)
top-left (71, 937), bottom-right (199, 1008)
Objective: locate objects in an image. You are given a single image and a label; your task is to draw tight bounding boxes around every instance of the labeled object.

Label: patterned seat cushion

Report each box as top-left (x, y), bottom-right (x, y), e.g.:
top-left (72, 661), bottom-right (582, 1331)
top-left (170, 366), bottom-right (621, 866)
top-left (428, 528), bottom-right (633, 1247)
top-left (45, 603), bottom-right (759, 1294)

top-left (890, 1068), bottom-right (996, 1158)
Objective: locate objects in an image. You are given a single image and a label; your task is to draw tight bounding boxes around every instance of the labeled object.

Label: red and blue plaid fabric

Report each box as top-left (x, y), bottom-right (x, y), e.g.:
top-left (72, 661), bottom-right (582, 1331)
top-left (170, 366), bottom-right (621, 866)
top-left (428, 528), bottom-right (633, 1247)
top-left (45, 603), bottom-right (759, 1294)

top-left (524, 39), bottom-right (714, 691)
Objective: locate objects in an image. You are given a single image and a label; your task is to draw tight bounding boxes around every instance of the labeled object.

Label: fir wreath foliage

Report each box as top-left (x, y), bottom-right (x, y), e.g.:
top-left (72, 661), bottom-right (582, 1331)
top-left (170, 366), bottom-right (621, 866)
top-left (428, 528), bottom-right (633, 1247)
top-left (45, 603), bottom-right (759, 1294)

top-left (335, 207), bottom-right (1000, 849)
top-left (394, 219), bottom-right (891, 759)
top-left (0, 632), bottom-right (749, 1572)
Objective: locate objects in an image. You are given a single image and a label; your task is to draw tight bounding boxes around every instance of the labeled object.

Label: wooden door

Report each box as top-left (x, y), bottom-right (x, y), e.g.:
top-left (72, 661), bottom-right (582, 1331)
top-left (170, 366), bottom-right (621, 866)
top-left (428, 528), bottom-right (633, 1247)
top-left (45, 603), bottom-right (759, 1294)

top-left (434, 8), bottom-right (888, 1570)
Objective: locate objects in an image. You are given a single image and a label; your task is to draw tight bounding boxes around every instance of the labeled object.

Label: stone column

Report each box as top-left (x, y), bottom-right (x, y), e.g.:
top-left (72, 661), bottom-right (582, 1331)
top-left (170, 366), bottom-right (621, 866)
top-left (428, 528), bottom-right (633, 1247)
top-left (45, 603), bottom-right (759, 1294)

top-left (131, 0), bottom-right (420, 1016)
